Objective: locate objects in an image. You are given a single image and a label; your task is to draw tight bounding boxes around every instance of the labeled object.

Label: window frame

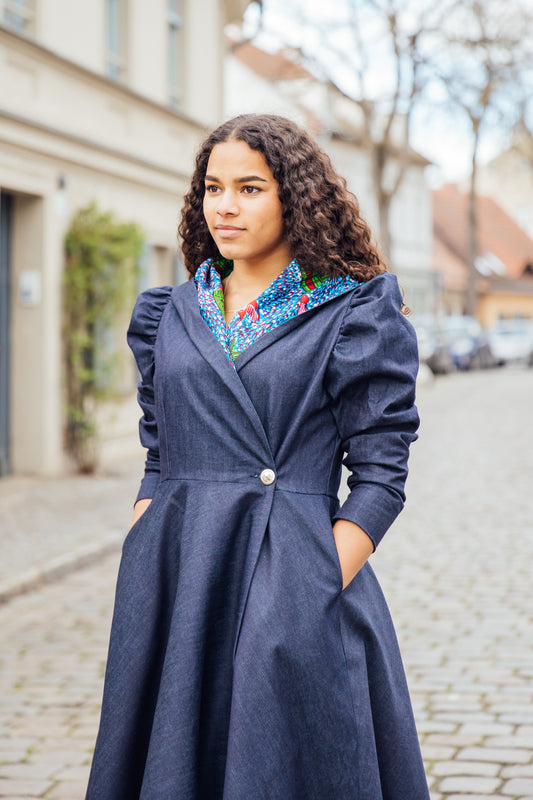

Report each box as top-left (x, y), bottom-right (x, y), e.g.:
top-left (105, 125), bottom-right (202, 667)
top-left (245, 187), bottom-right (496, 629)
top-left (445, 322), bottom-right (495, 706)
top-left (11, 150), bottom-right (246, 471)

top-left (1, 0), bottom-right (35, 36)
top-left (105, 0), bottom-right (127, 81)
top-left (167, 0), bottom-right (184, 108)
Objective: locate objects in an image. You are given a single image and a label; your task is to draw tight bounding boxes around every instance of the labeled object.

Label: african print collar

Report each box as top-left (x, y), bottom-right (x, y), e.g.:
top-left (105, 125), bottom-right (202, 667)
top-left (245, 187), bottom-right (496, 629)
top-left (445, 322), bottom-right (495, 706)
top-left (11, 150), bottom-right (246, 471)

top-left (194, 257), bottom-right (361, 362)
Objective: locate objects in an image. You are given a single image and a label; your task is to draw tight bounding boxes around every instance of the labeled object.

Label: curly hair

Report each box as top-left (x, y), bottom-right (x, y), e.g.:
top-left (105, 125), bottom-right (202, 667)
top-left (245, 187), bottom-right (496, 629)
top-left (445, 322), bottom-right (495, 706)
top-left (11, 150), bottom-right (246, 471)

top-left (178, 113), bottom-right (386, 282)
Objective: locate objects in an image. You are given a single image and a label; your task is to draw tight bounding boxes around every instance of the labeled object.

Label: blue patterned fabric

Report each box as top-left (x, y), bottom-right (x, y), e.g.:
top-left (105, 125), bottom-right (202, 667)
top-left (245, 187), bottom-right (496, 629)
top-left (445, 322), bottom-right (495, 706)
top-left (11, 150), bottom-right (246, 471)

top-left (195, 257), bottom-right (362, 361)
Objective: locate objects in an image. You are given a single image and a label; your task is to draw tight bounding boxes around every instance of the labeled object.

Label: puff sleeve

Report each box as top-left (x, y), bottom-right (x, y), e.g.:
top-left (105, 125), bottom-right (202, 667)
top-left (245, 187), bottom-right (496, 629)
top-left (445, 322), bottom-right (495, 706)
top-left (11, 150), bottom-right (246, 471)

top-left (325, 272), bottom-right (420, 550)
top-left (127, 286), bottom-right (173, 504)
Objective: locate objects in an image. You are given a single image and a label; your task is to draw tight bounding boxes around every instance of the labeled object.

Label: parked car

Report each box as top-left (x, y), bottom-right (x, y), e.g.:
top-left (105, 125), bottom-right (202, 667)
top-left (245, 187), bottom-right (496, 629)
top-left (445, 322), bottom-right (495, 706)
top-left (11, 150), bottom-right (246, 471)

top-left (488, 320), bottom-right (533, 366)
top-left (411, 315), bottom-right (455, 375)
top-left (441, 316), bottom-right (496, 370)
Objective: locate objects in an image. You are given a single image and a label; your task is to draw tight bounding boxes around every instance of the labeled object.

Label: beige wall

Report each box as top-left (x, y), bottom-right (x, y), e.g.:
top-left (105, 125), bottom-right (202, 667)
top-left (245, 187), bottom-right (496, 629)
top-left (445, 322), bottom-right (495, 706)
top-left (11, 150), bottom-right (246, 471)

top-left (19, 0), bottom-right (228, 126)
top-left (37, 0), bottom-right (106, 74)
top-left (0, 30), bottom-right (202, 176)
top-left (1, 134), bottom-right (192, 475)
top-left (128, 0), bottom-right (168, 106)
top-left (478, 292), bottom-right (533, 329)
top-left (183, 0), bottom-right (225, 126)
top-left (10, 194), bottom-right (47, 473)
top-left (0, 1), bottom-right (246, 477)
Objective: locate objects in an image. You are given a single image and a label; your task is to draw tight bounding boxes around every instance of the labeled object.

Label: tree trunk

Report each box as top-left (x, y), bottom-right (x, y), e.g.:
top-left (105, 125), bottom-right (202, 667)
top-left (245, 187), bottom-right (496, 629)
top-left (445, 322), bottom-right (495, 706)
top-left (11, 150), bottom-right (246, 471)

top-left (466, 127), bottom-right (480, 317)
top-left (377, 193), bottom-right (392, 266)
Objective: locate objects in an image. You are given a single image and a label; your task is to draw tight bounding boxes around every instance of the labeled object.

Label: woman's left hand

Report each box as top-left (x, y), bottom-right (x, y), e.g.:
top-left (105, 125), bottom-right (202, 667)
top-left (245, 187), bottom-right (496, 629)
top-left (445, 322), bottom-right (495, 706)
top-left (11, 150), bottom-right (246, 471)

top-left (332, 519), bottom-right (375, 590)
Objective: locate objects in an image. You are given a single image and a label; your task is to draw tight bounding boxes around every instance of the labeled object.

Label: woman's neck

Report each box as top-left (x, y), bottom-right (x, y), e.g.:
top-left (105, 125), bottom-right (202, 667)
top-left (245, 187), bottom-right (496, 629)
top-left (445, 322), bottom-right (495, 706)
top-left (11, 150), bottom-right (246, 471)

top-left (224, 255), bottom-right (292, 312)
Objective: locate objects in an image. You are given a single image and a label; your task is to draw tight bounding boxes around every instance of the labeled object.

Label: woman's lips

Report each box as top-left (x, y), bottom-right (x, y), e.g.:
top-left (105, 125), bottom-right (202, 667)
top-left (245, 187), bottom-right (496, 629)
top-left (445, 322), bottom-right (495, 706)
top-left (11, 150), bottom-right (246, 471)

top-left (215, 226), bottom-right (245, 238)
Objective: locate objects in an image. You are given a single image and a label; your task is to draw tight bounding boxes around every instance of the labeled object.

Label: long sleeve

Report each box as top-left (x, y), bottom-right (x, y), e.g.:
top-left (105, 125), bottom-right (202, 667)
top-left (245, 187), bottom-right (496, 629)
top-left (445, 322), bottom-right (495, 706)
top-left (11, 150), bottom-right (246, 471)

top-left (127, 286), bottom-right (173, 504)
top-left (325, 272), bottom-right (420, 549)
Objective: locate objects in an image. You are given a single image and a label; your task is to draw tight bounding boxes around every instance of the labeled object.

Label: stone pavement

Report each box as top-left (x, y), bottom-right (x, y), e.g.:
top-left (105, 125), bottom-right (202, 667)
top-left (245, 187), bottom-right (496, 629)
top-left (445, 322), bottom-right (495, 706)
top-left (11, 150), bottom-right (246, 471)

top-left (376, 366), bottom-right (533, 799)
top-left (0, 455), bottom-right (143, 602)
top-left (0, 554), bottom-right (119, 800)
top-left (1, 366), bottom-right (533, 798)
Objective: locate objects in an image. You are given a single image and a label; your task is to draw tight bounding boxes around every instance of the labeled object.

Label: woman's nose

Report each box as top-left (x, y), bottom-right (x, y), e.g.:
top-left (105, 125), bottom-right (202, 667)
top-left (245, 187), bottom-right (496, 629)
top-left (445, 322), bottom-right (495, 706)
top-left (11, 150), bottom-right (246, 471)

top-left (216, 190), bottom-right (239, 216)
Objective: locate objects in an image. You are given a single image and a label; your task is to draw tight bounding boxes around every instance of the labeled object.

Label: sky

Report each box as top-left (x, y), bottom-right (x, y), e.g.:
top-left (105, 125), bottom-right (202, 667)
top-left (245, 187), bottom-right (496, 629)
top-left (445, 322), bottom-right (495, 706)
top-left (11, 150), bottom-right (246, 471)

top-left (241, 0), bottom-right (523, 184)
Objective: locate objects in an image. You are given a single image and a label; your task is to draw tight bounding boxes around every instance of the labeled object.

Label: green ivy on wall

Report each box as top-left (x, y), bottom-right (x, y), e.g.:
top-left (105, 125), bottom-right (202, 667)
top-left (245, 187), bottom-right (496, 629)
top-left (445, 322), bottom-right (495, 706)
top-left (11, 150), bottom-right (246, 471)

top-left (63, 202), bottom-right (144, 473)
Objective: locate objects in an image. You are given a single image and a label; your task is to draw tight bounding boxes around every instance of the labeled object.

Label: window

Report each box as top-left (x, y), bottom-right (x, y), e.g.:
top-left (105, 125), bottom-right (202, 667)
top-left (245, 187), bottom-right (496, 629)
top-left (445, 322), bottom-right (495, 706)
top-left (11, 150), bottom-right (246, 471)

top-left (106, 0), bottom-right (127, 80)
top-left (168, 0), bottom-right (184, 107)
top-left (1, 0), bottom-right (34, 35)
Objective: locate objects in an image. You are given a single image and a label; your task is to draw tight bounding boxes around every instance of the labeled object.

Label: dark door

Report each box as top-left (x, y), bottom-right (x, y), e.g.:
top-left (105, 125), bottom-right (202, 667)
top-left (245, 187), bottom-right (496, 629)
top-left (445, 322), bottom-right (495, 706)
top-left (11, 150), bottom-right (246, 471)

top-left (0, 191), bottom-right (13, 476)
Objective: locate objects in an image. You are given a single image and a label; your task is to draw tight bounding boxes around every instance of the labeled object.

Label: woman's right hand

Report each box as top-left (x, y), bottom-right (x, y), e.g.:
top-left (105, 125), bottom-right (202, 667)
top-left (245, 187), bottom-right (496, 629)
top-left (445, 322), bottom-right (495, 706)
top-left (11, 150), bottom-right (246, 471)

top-left (131, 498), bottom-right (152, 528)
top-left (332, 519), bottom-right (374, 590)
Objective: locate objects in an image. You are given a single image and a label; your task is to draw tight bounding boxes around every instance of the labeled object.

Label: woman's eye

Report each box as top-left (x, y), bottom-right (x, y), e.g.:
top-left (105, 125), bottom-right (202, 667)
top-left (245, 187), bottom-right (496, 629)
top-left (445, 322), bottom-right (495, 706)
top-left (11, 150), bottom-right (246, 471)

top-left (205, 185), bottom-right (220, 194)
top-left (242, 185), bottom-right (260, 195)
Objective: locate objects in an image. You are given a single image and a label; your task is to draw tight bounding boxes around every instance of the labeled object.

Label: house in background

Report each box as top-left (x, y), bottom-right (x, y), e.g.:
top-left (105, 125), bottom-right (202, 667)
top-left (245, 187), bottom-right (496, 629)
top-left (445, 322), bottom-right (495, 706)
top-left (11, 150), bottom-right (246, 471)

top-left (225, 32), bottom-right (434, 316)
top-left (0, 0), bottom-right (250, 478)
top-left (433, 185), bottom-right (533, 327)
top-left (225, 35), bottom-right (315, 129)
top-left (475, 132), bottom-right (533, 241)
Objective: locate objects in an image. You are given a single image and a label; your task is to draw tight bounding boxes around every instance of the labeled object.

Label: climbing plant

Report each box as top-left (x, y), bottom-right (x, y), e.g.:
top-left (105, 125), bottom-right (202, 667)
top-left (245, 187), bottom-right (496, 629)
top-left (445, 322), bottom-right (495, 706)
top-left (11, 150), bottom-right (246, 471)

top-left (63, 202), bottom-right (144, 472)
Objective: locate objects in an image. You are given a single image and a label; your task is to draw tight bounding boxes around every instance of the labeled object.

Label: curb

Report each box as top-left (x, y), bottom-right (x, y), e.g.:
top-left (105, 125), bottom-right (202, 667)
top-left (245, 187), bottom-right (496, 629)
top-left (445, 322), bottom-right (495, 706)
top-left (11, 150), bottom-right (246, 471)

top-left (0, 530), bottom-right (124, 605)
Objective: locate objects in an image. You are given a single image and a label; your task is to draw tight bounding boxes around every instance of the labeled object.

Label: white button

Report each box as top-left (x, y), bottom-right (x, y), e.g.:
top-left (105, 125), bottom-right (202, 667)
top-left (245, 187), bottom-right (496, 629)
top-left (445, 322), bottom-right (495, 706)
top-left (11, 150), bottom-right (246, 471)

top-left (260, 468), bottom-right (276, 485)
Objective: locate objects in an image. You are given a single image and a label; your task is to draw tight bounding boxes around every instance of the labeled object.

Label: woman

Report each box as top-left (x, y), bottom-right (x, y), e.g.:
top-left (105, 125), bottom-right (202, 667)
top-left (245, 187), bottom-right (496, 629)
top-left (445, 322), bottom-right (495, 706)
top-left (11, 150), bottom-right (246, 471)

top-left (86, 114), bottom-right (429, 800)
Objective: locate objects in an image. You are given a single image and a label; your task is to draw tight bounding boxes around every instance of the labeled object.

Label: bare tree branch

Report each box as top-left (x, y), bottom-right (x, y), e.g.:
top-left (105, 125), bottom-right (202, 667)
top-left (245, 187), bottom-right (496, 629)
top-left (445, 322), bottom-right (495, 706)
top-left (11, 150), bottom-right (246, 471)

top-left (433, 0), bottom-right (532, 314)
top-left (248, 0), bottom-right (533, 282)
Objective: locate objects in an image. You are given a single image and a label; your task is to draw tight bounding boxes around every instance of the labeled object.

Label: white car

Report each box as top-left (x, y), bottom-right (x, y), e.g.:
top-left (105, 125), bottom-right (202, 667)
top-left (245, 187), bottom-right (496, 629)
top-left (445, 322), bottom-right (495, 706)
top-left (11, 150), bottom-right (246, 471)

top-left (488, 320), bottom-right (533, 365)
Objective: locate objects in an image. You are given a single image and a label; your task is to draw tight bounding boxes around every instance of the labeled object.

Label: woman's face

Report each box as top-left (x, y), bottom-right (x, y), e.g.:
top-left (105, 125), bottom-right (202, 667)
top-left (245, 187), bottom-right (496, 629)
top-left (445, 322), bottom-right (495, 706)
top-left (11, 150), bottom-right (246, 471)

top-left (203, 139), bottom-right (292, 273)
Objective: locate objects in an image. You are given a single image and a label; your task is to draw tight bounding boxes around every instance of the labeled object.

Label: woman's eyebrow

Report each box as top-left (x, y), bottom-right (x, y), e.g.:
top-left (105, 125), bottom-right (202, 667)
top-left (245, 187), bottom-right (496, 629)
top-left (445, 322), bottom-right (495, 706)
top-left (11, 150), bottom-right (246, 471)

top-left (235, 175), bottom-right (268, 183)
top-left (204, 174), bottom-right (268, 183)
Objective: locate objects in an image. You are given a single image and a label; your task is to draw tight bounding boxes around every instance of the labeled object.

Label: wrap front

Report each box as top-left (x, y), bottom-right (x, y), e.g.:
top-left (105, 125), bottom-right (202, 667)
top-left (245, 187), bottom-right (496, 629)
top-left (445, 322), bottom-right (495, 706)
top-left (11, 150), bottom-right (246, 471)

top-left (86, 272), bottom-right (429, 800)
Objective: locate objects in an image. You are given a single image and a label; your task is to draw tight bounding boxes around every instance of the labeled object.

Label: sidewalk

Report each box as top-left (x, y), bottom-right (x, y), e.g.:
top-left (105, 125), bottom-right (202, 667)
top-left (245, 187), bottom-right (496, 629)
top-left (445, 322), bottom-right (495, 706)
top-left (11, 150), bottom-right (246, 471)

top-left (0, 455), bottom-right (144, 603)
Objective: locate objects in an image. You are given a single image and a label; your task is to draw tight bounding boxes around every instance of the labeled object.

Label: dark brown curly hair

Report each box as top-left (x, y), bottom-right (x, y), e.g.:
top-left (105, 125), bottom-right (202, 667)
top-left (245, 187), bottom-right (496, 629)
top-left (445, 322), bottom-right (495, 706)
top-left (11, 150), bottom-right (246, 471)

top-left (178, 113), bottom-right (386, 282)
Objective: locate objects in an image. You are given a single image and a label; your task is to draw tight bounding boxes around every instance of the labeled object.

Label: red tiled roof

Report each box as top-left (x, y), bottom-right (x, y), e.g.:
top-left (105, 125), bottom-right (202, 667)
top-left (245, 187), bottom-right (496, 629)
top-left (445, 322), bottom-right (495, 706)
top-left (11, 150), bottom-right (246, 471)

top-left (228, 39), bottom-right (314, 82)
top-left (433, 234), bottom-right (467, 292)
top-left (433, 184), bottom-right (533, 279)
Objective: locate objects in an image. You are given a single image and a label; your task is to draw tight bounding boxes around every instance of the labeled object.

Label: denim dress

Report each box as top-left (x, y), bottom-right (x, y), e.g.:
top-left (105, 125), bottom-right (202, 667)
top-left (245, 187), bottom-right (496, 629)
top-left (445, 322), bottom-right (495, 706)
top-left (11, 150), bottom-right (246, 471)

top-left (85, 267), bottom-right (430, 800)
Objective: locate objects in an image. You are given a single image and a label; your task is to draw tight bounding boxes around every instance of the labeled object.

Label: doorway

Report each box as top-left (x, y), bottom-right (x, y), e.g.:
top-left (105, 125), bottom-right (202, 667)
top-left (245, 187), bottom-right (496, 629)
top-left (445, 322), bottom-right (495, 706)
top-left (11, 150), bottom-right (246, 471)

top-left (0, 191), bottom-right (13, 476)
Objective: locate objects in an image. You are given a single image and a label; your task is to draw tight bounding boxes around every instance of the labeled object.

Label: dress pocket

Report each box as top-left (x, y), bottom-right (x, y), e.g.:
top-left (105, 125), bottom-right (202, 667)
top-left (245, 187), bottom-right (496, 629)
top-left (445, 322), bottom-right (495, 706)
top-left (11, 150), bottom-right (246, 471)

top-left (330, 525), bottom-right (363, 595)
top-left (329, 525), bottom-right (346, 594)
top-left (122, 495), bottom-right (158, 552)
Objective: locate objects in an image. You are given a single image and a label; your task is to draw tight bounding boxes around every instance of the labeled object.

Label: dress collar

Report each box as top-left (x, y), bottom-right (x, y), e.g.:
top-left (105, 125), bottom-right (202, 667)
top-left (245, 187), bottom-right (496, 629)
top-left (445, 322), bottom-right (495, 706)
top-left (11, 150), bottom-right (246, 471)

top-left (194, 257), bottom-right (302, 304)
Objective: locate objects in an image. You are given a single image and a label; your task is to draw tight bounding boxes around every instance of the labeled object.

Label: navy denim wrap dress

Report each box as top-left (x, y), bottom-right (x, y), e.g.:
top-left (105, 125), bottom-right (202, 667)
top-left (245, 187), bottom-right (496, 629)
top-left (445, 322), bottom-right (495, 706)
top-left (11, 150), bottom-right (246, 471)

top-left (85, 271), bottom-right (430, 800)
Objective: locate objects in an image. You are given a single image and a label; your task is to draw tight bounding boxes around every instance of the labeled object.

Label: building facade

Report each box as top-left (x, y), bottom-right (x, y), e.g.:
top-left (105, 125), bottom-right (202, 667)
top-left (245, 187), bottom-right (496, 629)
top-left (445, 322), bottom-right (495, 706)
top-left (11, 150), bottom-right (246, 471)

top-left (476, 133), bottom-right (533, 241)
top-left (433, 185), bottom-right (533, 327)
top-left (0, 0), bottom-right (248, 477)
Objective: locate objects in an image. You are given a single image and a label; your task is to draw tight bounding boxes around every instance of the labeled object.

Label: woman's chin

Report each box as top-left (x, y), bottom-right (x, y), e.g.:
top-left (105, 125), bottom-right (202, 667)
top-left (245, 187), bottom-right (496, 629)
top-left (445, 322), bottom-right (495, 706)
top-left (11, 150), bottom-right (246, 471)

top-left (215, 243), bottom-right (242, 261)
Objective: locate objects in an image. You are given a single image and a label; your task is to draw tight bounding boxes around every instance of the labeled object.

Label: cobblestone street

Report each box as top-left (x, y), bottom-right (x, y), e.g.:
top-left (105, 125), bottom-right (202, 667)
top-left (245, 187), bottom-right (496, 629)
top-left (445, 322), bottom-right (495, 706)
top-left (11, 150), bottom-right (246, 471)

top-left (1, 367), bottom-right (533, 799)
